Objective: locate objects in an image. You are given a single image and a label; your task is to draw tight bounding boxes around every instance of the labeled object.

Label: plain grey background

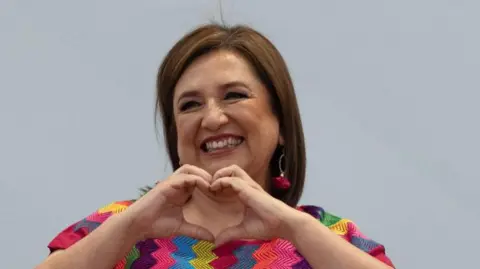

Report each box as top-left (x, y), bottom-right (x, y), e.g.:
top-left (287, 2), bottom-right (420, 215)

top-left (1, 0), bottom-right (479, 268)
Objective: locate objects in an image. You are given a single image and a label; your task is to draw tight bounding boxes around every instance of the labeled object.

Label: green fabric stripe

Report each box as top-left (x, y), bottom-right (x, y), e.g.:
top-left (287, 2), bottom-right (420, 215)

top-left (321, 211), bottom-right (342, 227)
top-left (125, 245), bottom-right (140, 268)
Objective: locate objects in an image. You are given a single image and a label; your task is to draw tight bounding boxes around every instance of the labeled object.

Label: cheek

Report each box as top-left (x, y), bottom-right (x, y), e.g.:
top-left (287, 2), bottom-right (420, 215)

top-left (175, 117), bottom-right (198, 153)
top-left (249, 107), bottom-right (280, 137)
top-left (239, 106), bottom-right (280, 148)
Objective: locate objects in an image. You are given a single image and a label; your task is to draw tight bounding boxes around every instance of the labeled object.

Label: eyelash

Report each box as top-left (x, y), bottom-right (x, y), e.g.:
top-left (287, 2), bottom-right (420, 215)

top-left (225, 91), bottom-right (249, 100)
top-left (179, 91), bottom-right (249, 112)
top-left (179, 100), bottom-right (200, 111)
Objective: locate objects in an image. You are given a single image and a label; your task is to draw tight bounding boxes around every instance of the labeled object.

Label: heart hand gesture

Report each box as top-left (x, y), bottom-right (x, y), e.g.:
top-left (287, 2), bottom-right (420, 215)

top-left (125, 164), bottom-right (214, 242)
top-left (210, 165), bottom-right (300, 246)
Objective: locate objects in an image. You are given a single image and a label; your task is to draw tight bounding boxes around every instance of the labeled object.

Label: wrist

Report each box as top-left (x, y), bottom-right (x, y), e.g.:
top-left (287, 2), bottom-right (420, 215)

top-left (116, 210), bottom-right (147, 242)
top-left (280, 209), bottom-right (315, 242)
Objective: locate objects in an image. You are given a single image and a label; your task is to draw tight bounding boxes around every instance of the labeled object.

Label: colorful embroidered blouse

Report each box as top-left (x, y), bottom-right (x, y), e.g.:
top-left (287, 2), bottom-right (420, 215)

top-left (48, 200), bottom-right (394, 268)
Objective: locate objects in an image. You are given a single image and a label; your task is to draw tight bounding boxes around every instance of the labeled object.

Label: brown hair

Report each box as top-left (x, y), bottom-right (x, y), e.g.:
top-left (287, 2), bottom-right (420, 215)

top-left (155, 23), bottom-right (306, 207)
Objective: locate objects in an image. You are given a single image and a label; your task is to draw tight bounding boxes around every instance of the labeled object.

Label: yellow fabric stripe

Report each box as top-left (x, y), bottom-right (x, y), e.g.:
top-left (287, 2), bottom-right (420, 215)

top-left (190, 241), bottom-right (216, 268)
top-left (328, 218), bottom-right (351, 236)
top-left (97, 202), bottom-right (129, 214)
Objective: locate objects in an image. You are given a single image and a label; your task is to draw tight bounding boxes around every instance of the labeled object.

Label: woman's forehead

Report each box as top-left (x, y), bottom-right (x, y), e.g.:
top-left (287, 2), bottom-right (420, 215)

top-left (173, 51), bottom-right (258, 98)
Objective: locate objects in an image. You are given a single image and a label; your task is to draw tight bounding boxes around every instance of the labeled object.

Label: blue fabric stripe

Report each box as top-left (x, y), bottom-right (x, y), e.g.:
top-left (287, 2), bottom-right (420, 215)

top-left (170, 236), bottom-right (198, 269)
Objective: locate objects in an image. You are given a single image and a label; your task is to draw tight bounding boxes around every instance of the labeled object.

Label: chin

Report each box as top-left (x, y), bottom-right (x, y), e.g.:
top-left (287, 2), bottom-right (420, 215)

top-left (203, 159), bottom-right (246, 174)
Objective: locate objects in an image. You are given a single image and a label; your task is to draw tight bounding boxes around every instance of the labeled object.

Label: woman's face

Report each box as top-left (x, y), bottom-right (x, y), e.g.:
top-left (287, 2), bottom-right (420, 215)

top-left (173, 50), bottom-right (283, 187)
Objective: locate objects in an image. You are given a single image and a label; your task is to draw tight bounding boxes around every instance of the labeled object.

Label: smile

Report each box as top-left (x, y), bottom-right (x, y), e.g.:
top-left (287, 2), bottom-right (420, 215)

top-left (201, 136), bottom-right (244, 153)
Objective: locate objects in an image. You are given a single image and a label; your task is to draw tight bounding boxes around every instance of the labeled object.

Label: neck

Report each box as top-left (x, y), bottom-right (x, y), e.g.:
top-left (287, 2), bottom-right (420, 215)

top-left (183, 189), bottom-right (245, 236)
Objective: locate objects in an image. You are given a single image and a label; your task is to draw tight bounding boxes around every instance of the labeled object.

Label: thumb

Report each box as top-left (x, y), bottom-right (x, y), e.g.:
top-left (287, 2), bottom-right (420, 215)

top-left (215, 225), bottom-right (247, 247)
top-left (176, 220), bottom-right (214, 242)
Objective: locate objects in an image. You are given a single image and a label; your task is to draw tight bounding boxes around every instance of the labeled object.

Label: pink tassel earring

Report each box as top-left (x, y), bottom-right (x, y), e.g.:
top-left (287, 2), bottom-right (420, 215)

top-left (273, 151), bottom-right (291, 190)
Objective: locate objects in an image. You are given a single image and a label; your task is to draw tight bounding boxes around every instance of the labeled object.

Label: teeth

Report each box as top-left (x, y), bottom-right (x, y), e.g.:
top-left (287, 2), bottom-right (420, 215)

top-left (205, 137), bottom-right (242, 152)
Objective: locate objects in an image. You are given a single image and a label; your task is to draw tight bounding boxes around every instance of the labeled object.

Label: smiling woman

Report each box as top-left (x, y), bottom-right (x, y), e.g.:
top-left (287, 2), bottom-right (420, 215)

top-left (36, 24), bottom-right (395, 269)
top-left (173, 50), bottom-right (282, 191)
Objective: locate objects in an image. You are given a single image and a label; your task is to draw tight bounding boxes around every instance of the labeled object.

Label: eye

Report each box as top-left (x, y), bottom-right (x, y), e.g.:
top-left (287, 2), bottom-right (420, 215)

top-left (224, 91), bottom-right (249, 100)
top-left (179, 100), bottom-right (200, 111)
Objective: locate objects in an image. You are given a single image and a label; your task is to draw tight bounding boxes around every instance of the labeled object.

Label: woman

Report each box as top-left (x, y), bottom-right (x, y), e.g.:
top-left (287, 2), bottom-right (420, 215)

top-left (37, 24), bottom-right (394, 269)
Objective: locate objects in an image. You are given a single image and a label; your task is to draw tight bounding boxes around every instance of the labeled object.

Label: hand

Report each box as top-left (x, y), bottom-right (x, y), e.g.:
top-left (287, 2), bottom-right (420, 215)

top-left (124, 164), bottom-right (214, 242)
top-left (210, 165), bottom-right (301, 246)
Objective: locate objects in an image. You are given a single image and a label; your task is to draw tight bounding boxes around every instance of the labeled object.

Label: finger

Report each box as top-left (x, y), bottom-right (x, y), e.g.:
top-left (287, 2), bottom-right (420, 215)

top-left (209, 177), bottom-right (241, 192)
top-left (215, 225), bottom-right (247, 247)
top-left (176, 221), bottom-right (215, 242)
top-left (213, 165), bottom-right (262, 189)
top-left (211, 177), bottom-right (273, 212)
top-left (191, 176), bottom-right (211, 193)
top-left (213, 165), bottom-right (248, 181)
top-left (210, 177), bottom-right (255, 202)
top-left (170, 174), bottom-right (210, 194)
top-left (176, 164), bottom-right (212, 182)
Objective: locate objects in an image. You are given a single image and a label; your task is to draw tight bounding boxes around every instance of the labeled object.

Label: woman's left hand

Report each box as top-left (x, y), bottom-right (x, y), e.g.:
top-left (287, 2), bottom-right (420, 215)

top-left (210, 165), bottom-right (303, 246)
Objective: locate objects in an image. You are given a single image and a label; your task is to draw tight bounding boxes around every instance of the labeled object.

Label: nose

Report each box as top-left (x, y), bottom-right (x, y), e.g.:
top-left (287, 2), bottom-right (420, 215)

top-left (201, 99), bottom-right (228, 131)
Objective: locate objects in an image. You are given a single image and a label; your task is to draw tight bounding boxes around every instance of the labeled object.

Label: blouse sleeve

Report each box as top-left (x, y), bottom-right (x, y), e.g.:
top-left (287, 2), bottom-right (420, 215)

top-left (47, 200), bottom-right (133, 253)
top-left (298, 205), bottom-right (395, 268)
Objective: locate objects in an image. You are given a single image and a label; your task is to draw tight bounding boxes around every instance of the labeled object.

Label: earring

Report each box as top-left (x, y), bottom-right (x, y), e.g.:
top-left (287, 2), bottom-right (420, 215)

top-left (273, 151), bottom-right (291, 190)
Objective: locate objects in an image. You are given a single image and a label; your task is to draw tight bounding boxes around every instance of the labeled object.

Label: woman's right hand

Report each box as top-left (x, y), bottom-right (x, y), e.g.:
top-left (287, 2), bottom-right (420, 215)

top-left (123, 164), bottom-right (213, 242)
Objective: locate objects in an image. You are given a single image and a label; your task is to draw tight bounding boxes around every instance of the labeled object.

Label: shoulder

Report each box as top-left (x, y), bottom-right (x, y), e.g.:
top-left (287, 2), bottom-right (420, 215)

top-left (297, 204), bottom-right (394, 266)
top-left (79, 200), bottom-right (135, 227)
top-left (95, 200), bottom-right (135, 215)
top-left (297, 204), bottom-right (376, 241)
top-left (48, 200), bottom-right (134, 252)
top-left (298, 204), bottom-right (362, 229)
top-left (297, 205), bottom-right (357, 229)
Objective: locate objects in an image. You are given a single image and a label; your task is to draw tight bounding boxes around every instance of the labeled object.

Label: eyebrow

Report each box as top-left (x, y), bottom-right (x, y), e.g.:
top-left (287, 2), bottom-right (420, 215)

top-left (176, 90), bottom-right (200, 102)
top-left (221, 81), bottom-right (251, 91)
top-left (176, 81), bottom-right (252, 102)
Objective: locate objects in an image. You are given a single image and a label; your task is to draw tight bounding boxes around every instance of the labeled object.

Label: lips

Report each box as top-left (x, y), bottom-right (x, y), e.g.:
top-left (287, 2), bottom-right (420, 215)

top-left (200, 135), bottom-right (244, 153)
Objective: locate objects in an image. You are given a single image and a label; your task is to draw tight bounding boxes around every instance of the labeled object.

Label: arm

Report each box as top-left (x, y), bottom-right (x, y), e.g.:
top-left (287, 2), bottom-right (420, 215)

top-left (36, 212), bottom-right (139, 269)
top-left (37, 166), bottom-right (214, 269)
top-left (286, 212), bottom-right (393, 269)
